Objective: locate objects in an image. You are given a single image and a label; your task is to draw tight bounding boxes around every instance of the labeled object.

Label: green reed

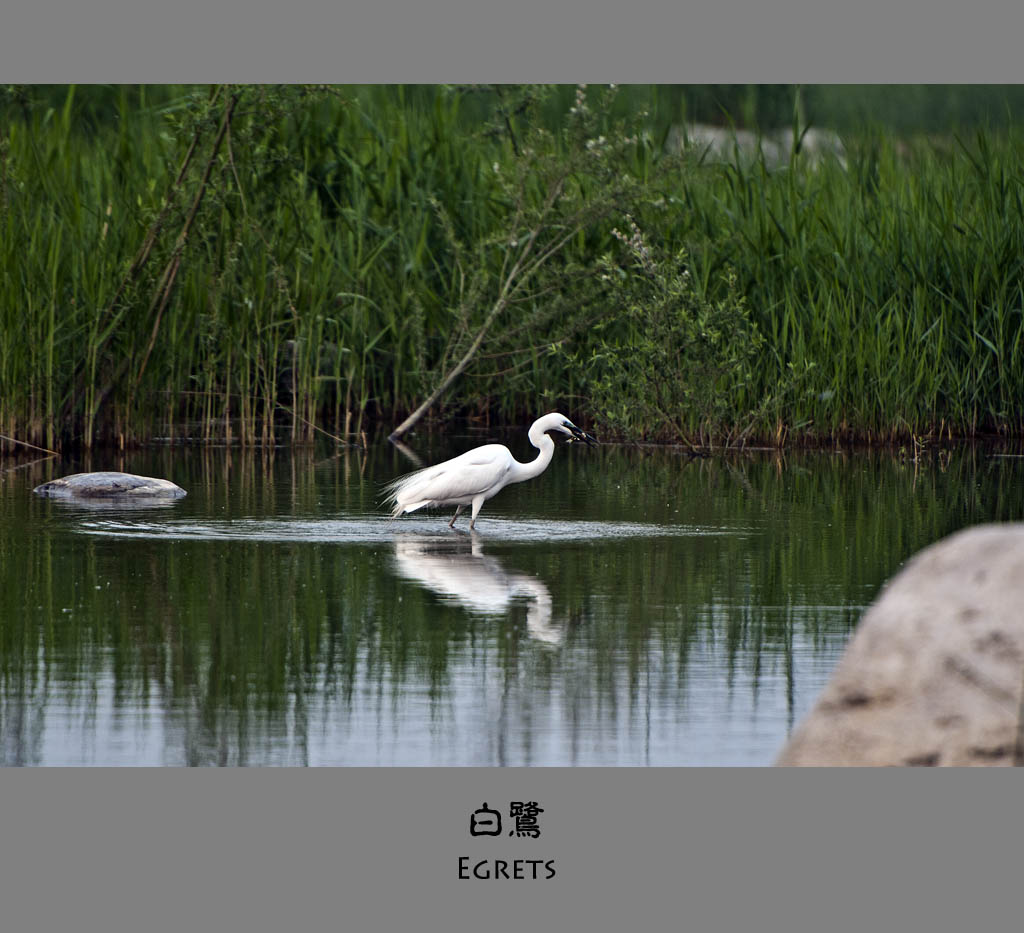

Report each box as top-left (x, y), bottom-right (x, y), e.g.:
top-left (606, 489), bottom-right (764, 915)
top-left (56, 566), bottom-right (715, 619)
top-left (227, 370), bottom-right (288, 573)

top-left (2, 85), bottom-right (1024, 451)
top-left (645, 129), bottom-right (1024, 442)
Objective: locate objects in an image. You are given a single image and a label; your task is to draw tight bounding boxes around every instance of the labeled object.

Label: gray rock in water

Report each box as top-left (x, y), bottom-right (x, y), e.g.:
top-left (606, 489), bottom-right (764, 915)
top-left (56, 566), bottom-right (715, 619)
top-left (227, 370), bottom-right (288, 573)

top-left (33, 471), bottom-right (187, 499)
top-left (777, 524), bottom-right (1024, 767)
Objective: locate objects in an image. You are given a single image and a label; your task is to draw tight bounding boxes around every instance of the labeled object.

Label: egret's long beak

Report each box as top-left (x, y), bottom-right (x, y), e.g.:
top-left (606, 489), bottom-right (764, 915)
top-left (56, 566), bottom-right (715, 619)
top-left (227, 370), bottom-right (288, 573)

top-left (564, 422), bottom-right (599, 447)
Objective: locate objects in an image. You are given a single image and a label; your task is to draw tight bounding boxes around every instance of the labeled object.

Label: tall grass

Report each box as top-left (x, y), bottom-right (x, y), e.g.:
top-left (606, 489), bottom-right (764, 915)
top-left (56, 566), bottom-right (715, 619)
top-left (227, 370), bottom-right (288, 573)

top-left (0, 86), bottom-right (509, 449)
top-left (648, 130), bottom-right (1024, 441)
top-left (2, 84), bottom-right (1024, 451)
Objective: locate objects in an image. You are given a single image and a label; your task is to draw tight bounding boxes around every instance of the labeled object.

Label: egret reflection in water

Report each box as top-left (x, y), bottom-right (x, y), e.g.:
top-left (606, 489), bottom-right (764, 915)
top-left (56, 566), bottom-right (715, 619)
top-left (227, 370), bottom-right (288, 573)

top-left (391, 533), bottom-right (561, 645)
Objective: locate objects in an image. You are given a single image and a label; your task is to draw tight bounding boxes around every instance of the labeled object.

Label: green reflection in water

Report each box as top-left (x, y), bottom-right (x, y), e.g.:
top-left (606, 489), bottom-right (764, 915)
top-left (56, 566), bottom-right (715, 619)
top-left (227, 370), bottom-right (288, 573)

top-left (1, 442), bottom-right (1021, 765)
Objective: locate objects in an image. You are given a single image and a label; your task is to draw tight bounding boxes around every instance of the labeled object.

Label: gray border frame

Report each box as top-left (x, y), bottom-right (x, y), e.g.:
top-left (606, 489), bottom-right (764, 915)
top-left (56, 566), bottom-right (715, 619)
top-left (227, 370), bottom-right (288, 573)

top-left (3, 769), bottom-right (1023, 931)
top-left (3, 2), bottom-right (1024, 82)
top-left (3, 2), bottom-right (1024, 930)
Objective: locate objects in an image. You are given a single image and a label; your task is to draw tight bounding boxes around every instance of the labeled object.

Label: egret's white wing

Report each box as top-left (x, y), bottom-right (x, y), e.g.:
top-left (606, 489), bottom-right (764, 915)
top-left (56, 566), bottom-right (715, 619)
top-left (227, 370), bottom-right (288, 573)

top-left (385, 444), bottom-right (513, 508)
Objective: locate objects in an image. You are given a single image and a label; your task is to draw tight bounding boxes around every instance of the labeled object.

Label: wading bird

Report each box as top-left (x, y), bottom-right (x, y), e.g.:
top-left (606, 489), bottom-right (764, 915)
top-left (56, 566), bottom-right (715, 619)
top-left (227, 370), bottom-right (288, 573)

top-left (384, 412), bottom-right (597, 530)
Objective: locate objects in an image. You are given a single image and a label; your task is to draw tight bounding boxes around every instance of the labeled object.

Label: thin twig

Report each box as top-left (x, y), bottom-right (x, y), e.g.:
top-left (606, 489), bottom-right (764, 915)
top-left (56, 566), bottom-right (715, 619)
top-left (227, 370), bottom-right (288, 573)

top-left (388, 183), bottom-right (552, 442)
top-left (0, 434), bottom-right (59, 457)
top-left (133, 91), bottom-right (240, 392)
top-left (64, 87), bottom-right (222, 428)
top-left (1, 455), bottom-right (59, 477)
top-left (274, 404), bottom-right (362, 448)
top-left (388, 437), bottom-right (425, 467)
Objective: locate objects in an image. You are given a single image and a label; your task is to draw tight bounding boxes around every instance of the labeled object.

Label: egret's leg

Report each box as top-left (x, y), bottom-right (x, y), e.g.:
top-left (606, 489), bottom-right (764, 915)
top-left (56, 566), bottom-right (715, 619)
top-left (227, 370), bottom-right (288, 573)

top-left (448, 505), bottom-right (464, 528)
top-left (469, 496), bottom-right (485, 530)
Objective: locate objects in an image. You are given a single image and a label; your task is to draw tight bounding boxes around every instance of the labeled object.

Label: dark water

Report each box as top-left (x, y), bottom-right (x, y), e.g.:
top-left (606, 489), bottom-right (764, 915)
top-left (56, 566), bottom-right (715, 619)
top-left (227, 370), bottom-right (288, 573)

top-left (1, 435), bottom-right (1021, 766)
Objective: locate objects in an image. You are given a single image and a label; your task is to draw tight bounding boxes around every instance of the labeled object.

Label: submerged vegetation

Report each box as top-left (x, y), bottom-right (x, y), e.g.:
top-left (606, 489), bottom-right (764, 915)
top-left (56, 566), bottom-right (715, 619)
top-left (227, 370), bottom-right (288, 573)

top-left (2, 84), bottom-right (1024, 452)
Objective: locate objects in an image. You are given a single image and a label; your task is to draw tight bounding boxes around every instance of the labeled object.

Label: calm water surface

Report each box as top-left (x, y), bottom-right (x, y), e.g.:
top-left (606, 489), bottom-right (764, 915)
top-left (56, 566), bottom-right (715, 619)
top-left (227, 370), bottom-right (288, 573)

top-left (1, 436), bottom-right (1021, 766)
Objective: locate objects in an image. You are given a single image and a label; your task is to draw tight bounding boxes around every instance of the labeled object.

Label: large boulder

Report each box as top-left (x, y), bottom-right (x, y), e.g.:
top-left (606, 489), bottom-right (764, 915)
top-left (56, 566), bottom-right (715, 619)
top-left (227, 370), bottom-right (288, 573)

top-left (777, 524), bottom-right (1024, 766)
top-left (33, 471), bottom-right (187, 499)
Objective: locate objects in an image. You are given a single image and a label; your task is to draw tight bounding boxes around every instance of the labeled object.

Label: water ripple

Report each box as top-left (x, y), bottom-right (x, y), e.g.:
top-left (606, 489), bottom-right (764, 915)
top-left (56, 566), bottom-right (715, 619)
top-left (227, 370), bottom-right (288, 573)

top-left (77, 516), bottom-right (746, 543)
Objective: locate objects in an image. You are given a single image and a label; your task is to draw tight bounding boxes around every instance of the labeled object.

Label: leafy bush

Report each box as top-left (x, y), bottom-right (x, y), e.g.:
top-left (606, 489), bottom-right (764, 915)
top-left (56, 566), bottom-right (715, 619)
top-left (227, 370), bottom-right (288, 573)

top-left (580, 220), bottom-right (773, 446)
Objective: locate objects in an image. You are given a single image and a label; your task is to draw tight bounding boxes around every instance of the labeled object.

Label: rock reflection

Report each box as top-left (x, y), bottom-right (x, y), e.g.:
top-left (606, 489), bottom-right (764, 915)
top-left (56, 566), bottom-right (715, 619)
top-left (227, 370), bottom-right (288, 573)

top-left (40, 498), bottom-right (182, 512)
top-left (392, 533), bottom-right (561, 645)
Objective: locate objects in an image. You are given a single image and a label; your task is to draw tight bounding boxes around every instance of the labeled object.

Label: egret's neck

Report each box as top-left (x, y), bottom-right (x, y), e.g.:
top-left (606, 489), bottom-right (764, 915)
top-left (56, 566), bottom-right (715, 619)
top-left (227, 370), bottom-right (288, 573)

top-left (508, 429), bottom-right (555, 484)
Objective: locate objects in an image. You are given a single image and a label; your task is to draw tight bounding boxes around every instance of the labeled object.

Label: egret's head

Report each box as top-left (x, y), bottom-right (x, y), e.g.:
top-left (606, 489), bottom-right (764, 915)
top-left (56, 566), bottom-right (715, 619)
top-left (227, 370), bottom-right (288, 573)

top-left (533, 412), bottom-right (598, 446)
top-left (559, 418), bottom-right (599, 447)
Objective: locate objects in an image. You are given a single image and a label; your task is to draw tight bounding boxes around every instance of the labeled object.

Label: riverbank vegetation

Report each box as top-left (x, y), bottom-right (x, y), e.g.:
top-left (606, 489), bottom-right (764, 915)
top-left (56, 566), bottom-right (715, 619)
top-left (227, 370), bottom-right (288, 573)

top-left (2, 84), bottom-right (1024, 452)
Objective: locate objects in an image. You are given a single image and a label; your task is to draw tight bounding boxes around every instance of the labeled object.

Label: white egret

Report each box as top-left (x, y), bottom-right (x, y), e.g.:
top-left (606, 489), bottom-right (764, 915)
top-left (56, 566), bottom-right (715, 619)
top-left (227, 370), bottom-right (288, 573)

top-left (384, 412), bottom-right (597, 530)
